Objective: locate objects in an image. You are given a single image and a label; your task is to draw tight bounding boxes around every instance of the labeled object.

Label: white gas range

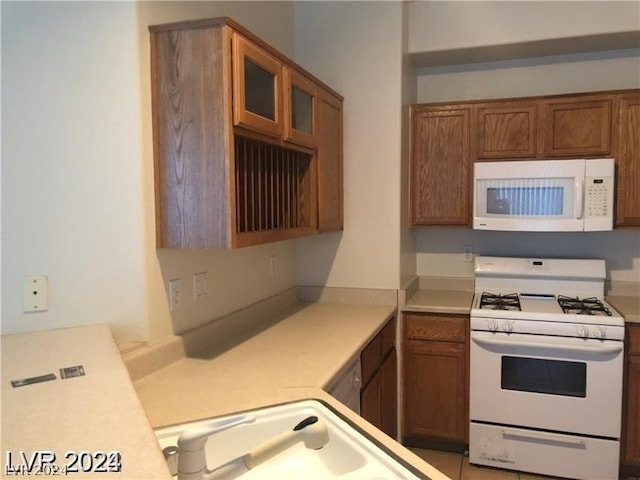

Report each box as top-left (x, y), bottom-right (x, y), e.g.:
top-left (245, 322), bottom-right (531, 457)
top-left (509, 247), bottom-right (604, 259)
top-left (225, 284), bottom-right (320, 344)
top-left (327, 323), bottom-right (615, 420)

top-left (469, 256), bottom-right (624, 480)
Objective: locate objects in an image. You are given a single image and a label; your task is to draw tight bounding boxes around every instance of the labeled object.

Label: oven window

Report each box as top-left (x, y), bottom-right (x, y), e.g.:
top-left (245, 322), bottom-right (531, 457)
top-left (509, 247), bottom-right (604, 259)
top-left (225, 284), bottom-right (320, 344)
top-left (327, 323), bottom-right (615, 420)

top-left (487, 187), bottom-right (564, 216)
top-left (501, 356), bottom-right (586, 398)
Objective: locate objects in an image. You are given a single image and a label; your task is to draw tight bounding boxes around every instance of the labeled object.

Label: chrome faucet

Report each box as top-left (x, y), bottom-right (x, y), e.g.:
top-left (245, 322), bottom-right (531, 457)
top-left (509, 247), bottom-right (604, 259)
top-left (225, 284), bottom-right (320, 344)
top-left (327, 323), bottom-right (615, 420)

top-left (173, 415), bottom-right (329, 480)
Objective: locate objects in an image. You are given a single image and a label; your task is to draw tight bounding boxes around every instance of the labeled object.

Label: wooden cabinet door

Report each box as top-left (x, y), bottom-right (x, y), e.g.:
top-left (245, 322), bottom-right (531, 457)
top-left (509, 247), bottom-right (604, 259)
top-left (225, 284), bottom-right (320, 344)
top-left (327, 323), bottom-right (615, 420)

top-left (410, 106), bottom-right (471, 226)
top-left (403, 313), bottom-right (469, 446)
top-left (623, 325), bottom-right (640, 469)
top-left (403, 338), bottom-right (467, 443)
top-left (316, 88), bottom-right (343, 231)
top-left (380, 348), bottom-right (397, 439)
top-left (361, 369), bottom-right (381, 428)
top-left (232, 32), bottom-right (283, 138)
top-left (616, 93), bottom-right (640, 227)
top-left (476, 102), bottom-right (538, 159)
top-left (624, 356), bottom-right (640, 467)
top-left (283, 67), bottom-right (317, 148)
top-left (542, 96), bottom-right (614, 157)
top-left (360, 316), bottom-right (397, 437)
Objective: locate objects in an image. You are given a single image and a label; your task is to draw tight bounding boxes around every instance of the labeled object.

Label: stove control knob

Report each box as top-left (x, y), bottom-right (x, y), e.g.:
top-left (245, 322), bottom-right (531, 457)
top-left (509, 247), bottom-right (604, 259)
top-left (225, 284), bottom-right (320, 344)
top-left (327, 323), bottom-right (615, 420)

top-left (577, 325), bottom-right (590, 338)
top-left (487, 320), bottom-right (499, 332)
top-left (593, 327), bottom-right (606, 339)
top-left (501, 320), bottom-right (514, 333)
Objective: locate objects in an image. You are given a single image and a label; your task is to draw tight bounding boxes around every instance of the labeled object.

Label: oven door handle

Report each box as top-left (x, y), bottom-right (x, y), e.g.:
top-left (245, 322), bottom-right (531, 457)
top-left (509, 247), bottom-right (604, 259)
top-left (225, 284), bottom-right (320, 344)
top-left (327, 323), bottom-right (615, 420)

top-left (472, 335), bottom-right (623, 354)
top-left (501, 430), bottom-right (586, 449)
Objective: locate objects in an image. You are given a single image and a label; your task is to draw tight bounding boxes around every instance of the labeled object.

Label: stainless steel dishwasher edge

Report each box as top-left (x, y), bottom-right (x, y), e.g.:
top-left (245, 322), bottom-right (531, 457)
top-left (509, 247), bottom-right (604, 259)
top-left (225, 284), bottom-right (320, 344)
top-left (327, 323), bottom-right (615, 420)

top-left (327, 359), bottom-right (362, 415)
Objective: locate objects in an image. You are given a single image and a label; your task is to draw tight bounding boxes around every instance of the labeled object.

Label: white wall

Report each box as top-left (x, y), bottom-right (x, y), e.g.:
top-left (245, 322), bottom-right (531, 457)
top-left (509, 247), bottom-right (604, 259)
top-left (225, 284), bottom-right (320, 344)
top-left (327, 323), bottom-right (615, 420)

top-left (2, 1), bottom-right (298, 344)
top-left (417, 49), bottom-right (640, 102)
top-left (416, 229), bottom-right (640, 283)
top-left (2, 2), bottom-right (147, 342)
top-left (294, 1), bottom-right (405, 289)
top-left (400, 2), bottom-right (418, 287)
top-left (408, 1), bottom-right (640, 54)
top-left (414, 50), bottom-right (640, 282)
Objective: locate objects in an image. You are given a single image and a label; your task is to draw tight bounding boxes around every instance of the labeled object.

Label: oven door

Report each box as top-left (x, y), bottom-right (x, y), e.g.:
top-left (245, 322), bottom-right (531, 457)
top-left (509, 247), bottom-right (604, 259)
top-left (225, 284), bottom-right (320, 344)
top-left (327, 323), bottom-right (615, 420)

top-left (470, 330), bottom-right (623, 438)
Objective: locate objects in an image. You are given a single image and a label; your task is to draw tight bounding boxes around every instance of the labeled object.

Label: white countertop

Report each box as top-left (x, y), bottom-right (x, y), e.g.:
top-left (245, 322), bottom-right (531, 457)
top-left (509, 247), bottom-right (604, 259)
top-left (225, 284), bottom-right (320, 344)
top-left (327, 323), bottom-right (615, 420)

top-left (1, 324), bottom-right (169, 478)
top-left (131, 301), bottom-right (449, 480)
top-left (1, 302), bottom-right (449, 479)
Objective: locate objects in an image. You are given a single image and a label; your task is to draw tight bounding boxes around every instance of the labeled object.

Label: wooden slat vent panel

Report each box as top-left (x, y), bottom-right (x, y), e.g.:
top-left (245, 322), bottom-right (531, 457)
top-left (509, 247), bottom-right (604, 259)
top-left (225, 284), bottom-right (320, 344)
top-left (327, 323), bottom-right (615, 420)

top-left (235, 136), bottom-right (312, 234)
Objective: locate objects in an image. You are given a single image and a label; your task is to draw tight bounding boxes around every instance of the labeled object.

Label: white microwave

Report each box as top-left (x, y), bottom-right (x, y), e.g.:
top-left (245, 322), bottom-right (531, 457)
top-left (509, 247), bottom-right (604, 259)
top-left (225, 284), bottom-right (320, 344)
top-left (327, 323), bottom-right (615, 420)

top-left (473, 158), bottom-right (614, 232)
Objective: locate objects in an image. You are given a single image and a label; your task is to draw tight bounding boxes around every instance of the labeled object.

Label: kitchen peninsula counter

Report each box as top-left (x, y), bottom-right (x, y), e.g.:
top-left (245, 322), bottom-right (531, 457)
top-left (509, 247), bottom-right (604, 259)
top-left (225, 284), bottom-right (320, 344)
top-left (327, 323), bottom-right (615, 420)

top-left (1, 325), bottom-right (170, 479)
top-left (129, 296), bottom-right (449, 480)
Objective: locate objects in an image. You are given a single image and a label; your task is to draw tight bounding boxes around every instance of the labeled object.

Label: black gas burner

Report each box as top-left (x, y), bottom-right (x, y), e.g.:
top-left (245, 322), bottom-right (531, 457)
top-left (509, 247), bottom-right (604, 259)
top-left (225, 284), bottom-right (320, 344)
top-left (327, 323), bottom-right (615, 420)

top-left (557, 295), bottom-right (613, 316)
top-left (479, 292), bottom-right (521, 311)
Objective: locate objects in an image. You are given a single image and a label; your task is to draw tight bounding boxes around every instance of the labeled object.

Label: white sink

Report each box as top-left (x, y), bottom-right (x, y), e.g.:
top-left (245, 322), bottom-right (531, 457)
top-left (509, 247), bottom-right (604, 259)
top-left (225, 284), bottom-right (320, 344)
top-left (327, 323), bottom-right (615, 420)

top-left (154, 399), bottom-right (422, 479)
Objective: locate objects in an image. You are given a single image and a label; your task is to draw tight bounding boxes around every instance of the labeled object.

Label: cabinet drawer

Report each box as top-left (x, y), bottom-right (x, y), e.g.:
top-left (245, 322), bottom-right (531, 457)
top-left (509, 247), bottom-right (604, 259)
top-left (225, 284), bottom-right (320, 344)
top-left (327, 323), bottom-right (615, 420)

top-left (628, 325), bottom-right (640, 355)
top-left (405, 314), bottom-right (467, 343)
top-left (380, 317), bottom-right (396, 357)
top-left (361, 334), bottom-right (382, 386)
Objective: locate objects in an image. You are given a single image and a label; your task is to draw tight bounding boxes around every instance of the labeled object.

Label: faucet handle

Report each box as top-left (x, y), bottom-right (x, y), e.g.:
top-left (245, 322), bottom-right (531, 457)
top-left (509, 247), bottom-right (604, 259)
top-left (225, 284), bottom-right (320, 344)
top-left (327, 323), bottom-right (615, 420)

top-left (177, 414), bottom-right (255, 480)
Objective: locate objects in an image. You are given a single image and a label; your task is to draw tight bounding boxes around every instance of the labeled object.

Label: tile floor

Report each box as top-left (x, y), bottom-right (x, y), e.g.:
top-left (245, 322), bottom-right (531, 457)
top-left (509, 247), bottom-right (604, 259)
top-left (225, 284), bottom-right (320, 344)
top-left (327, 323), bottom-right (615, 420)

top-left (411, 448), bottom-right (640, 480)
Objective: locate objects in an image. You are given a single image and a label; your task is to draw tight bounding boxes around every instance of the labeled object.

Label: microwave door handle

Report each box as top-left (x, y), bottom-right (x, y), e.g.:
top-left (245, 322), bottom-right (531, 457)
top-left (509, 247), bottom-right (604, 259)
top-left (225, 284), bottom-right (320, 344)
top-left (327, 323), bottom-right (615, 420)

top-left (575, 178), bottom-right (584, 220)
top-left (472, 335), bottom-right (623, 355)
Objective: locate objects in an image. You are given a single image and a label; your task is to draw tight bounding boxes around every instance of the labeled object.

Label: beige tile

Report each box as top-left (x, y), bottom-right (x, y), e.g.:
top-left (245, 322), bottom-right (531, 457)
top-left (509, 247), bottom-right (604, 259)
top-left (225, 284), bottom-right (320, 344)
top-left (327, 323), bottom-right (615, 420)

top-left (461, 457), bottom-right (519, 480)
top-left (411, 449), bottom-right (462, 480)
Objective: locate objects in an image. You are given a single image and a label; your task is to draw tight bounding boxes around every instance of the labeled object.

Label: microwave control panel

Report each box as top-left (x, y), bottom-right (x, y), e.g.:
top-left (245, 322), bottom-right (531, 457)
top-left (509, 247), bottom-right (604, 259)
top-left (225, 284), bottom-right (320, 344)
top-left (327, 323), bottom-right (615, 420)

top-left (585, 176), bottom-right (612, 218)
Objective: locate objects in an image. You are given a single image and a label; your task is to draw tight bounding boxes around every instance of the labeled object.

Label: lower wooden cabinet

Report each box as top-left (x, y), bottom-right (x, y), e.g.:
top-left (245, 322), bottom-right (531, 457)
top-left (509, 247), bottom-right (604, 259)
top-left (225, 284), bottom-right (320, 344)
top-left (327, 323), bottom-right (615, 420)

top-left (622, 324), bottom-right (640, 475)
top-left (360, 317), bottom-right (397, 439)
top-left (402, 312), bottom-right (469, 451)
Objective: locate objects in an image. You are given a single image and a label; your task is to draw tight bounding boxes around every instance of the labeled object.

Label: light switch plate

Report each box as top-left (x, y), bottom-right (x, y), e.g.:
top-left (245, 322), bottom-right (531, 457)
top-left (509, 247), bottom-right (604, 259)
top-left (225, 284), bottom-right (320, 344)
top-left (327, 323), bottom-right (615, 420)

top-left (168, 279), bottom-right (181, 311)
top-left (192, 272), bottom-right (209, 302)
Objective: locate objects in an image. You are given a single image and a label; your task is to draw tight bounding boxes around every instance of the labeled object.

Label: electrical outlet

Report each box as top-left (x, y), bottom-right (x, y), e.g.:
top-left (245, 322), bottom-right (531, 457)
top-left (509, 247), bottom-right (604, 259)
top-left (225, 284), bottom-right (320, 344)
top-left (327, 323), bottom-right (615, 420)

top-left (23, 275), bottom-right (49, 312)
top-left (168, 279), bottom-right (182, 311)
top-left (463, 245), bottom-right (474, 263)
top-left (193, 272), bottom-right (209, 302)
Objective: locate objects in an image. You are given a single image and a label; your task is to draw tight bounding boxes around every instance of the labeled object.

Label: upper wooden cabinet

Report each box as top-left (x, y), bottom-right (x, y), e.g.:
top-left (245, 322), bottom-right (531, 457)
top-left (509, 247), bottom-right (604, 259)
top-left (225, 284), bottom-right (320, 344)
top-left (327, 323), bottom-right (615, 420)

top-left (283, 67), bottom-right (318, 148)
top-left (410, 105), bottom-right (471, 226)
top-left (410, 89), bottom-right (639, 228)
top-left (542, 95), bottom-right (615, 157)
top-left (476, 101), bottom-right (538, 159)
top-left (150, 18), bottom-right (343, 248)
top-left (232, 33), bottom-right (283, 138)
top-left (317, 88), bottom-right (343, 231)
top-left (616, 92), bottom-right (640, 227)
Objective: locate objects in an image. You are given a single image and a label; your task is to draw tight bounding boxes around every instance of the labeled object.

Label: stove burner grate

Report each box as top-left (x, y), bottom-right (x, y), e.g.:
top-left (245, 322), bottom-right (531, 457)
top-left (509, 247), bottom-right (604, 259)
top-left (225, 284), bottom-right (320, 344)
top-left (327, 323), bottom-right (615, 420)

top-left (479, 292), bottom-right (521, 311)
top-left (557, 295), bottom-right (613, 316)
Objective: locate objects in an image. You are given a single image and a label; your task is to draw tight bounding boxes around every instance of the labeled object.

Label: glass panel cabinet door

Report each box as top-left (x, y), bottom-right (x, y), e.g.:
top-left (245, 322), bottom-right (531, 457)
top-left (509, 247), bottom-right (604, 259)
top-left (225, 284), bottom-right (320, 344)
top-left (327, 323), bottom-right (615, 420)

top-left (232, 33), bottom-right (282, 137)
top-left (284, 67), bottom-right (317, 148)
